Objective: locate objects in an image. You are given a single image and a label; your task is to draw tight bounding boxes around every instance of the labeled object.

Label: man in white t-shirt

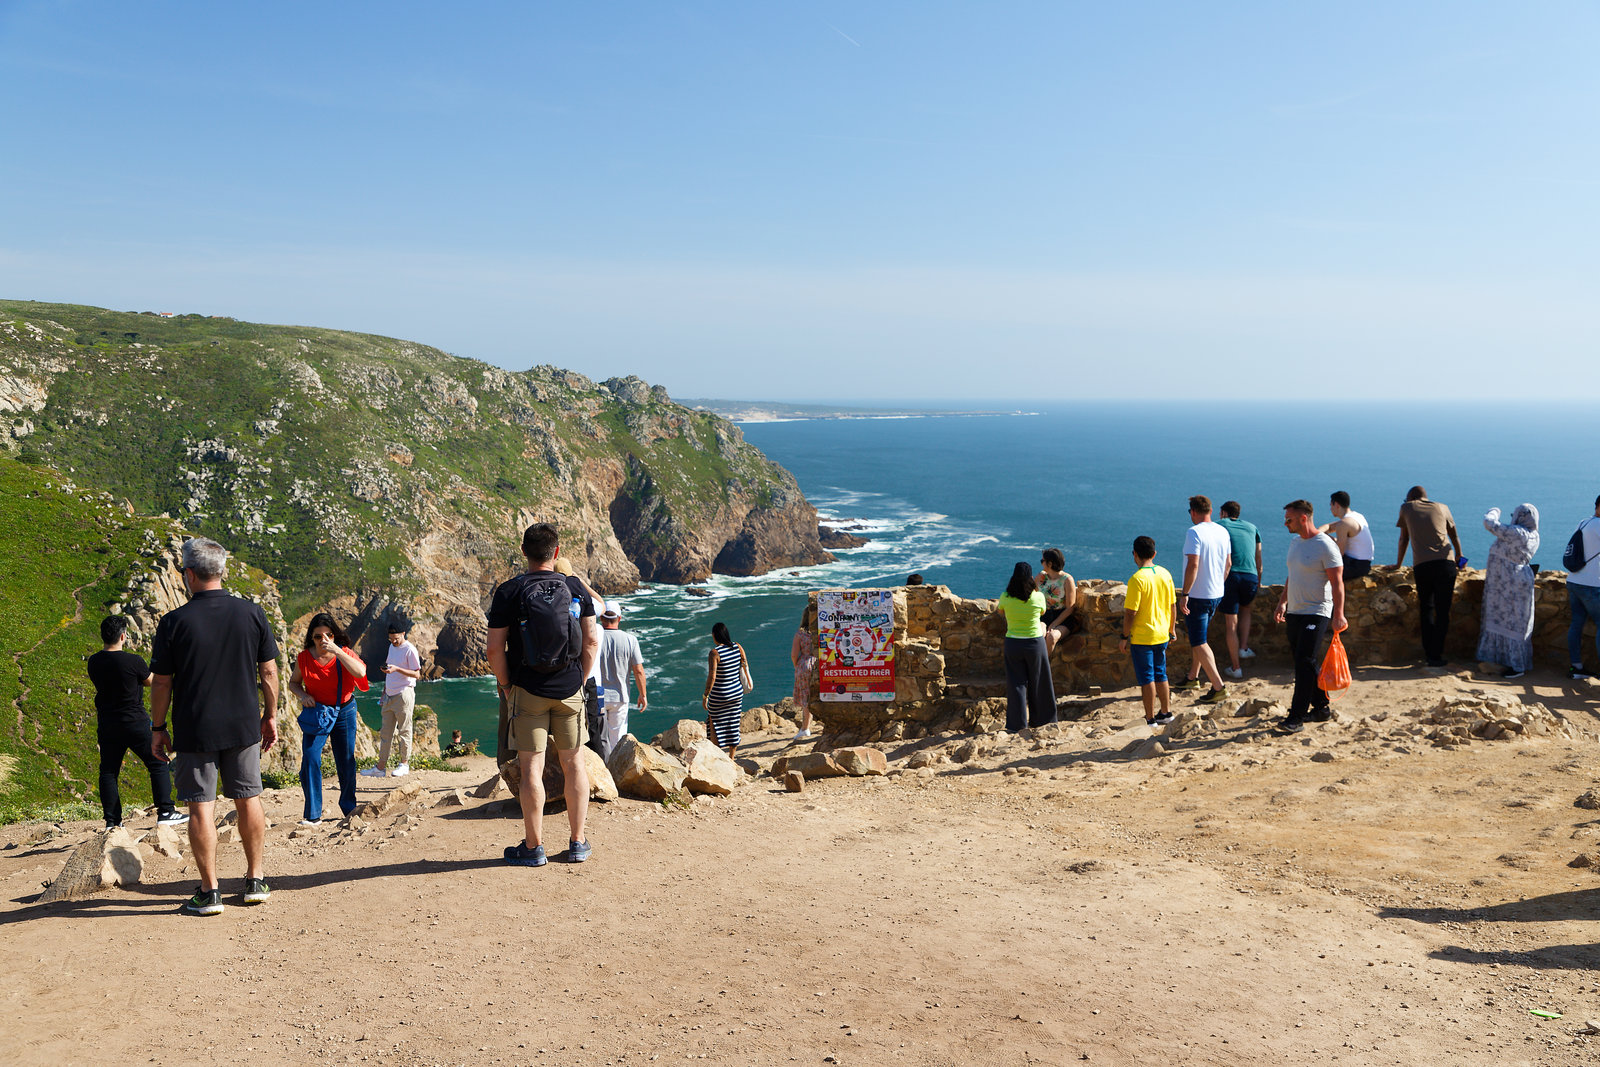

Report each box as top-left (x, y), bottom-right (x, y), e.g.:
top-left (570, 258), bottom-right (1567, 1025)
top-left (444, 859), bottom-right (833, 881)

top-left (364, 622), bottom-right (421, 778)
top-left (1320, 491), bottom-right (1375, 582)
top-left (1177, 494), bottom-right (1232, 704)
top-left (1273, 499), bottom-right (1346, 733)
top-left (596, 608), bottom-right (647, 758)
top-left (1567, 493), bottom-right (1600, 679)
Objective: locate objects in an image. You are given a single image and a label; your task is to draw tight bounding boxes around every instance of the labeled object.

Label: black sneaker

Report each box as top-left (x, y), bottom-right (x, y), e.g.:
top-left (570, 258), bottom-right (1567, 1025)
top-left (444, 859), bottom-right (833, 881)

top-left (1306, 707), bottom-right (1333, 723)
top-left (1198, 688), bottom-right (1229, 705)
top-left (566, 839), bottom-right (592, 863)
top-left (156, 810), bottom-right (189, 826)
top-left (1276, 714), bottom-right (1307, 734)
top-left (504, 841), bottom-right (546, 867)
top-left (1172, 678), bottom-right (1205, 692)
top-left (1570, 667), bottom-right (1591, 680)
top-left (1152, 711), bottom-right (1175, 726)
top-left (180, 887), bottom-right (224, 916)
top-left (242, 877), bottom-right (271, 904)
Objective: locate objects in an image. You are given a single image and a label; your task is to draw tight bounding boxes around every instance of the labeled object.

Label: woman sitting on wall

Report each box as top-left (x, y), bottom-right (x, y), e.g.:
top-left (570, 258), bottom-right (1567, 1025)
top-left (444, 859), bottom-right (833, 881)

top-left (997, 561), bottom-right (1057, 732)
top-left (1477, 503), bottom-right (1540, 679)
top-left (1038, 547), bottom-right (1079, 653)
top-left (287, 613), bottom-right (369, 825)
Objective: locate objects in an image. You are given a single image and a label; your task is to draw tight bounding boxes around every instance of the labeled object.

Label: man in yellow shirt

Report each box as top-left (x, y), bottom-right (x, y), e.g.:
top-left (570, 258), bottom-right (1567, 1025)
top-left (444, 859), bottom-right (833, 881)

top-left (1119, 536), bottom-right (1178, 726)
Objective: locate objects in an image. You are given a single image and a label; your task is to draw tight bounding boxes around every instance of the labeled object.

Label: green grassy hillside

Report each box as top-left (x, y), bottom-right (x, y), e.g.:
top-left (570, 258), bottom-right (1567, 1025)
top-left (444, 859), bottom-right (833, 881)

top-left (0, 451), bottom-right (281, 819)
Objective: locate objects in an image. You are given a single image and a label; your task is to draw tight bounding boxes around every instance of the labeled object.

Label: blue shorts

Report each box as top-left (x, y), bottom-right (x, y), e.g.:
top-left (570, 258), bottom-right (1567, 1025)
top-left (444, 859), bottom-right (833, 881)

top-left (1130, 642), bottom-right (1168, 685)
top-left (1220, 573), bottom-right (1259, 615)
top-left (1184, 596), bottom-right (1219, 645)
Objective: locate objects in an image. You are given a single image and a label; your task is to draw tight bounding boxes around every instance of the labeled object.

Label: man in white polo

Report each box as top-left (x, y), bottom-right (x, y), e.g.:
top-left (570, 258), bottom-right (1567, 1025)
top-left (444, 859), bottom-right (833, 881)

top-left (1177, 494), bottom-right (1232, 705)
top-left (364, 621), bottom-right (421, 778)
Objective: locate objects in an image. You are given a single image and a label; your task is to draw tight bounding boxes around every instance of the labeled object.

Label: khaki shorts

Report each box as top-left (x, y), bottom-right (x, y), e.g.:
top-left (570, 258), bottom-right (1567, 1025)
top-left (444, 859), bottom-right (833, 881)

top-left (508, 685), bottom-right (585, 754)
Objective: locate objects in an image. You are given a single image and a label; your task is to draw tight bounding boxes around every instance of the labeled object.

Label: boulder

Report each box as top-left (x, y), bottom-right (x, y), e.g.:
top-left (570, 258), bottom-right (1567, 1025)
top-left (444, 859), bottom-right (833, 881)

top-left (606, 735), bottom-right (688, 801)
top-left (770, 751), bottom-right (847, 780)
top-left (472, 773), bottom-right (504, 800)
top-left (536, 745), bottom-right (620, 804)
top-left (741, 701), bottom-right (800, 735)
top-left (682, 739), bottom-right (740, 796)
top-left (652, 719), bottom-right (707, 753)
top-left (100, 827), bottom-right (144, 887)
top-left (432, 789), bottom-right (467, 808)
top-left (151, 823), bottom-right (183, 858)
top-left (831, 746), bottom-right (888, 777)
top-left (412, 703), bottom-right (442, 761)
top-left (38, 829), bottom-right (143, 903)
top-left (785, 771), bottom-right (805, 793)
top-left (355, 781), bottom-right (425, 820)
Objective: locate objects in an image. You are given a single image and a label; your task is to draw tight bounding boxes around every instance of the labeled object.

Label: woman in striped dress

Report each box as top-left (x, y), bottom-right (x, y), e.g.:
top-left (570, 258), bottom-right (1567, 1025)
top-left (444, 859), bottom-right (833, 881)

top-left (702, 622), bottom-right (752, 755)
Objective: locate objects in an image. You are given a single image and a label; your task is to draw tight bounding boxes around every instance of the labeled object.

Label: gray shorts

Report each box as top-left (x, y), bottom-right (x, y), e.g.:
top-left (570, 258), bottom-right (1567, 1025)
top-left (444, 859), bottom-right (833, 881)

top-left (174, 743), bottom-right (263, 803)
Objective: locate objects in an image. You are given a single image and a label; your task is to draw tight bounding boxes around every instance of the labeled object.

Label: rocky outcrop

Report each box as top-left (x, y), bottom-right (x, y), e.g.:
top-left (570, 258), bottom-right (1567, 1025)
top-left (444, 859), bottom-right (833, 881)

top-left (818, 525), bottom-right (870, 550)
top-left (681, 739), bottom-right (739, 796)
top-left (0, 301), bottom-right (835, 681)
top-left (605, 735), bottom-right (687, 801)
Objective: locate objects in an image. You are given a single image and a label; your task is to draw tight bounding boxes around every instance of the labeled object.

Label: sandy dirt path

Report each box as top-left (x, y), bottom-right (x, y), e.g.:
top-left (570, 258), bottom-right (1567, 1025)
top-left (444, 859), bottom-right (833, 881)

top-left (3, 664), bottom-right (1599, 1066)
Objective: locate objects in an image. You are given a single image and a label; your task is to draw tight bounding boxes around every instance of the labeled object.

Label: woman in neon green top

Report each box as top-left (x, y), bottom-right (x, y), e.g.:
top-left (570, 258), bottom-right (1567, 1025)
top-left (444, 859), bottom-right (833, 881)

top-left (996, 562), bottom-right (1057, 731)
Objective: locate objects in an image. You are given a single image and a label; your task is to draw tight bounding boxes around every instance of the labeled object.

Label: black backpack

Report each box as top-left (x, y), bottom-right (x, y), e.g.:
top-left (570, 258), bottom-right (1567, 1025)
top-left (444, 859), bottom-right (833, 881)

top-left (514, 573), bottom-right (582, 673)
top-left (1564, 520), bottom-right (1598, 574)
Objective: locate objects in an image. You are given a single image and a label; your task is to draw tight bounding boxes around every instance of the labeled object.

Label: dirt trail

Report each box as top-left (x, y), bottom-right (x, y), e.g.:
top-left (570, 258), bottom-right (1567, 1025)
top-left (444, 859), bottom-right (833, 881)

top-left (3, 664), bottom-right (1599, 1066)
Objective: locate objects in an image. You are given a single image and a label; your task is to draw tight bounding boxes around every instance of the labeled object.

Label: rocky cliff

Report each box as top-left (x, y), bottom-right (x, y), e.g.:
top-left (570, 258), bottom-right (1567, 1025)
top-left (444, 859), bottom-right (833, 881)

top-left (0, 301), bottom-right (832, 677)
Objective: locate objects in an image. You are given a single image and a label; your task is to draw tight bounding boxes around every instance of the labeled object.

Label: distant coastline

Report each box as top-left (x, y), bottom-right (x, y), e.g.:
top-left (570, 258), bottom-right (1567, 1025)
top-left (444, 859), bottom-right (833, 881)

top-left (682, 399), bottom-right (1036, 422)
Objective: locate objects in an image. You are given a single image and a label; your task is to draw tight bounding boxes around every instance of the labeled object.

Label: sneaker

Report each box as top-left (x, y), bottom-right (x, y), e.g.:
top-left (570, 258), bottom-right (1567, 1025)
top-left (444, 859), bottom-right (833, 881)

top-left (242, 877), bottom-right (271, 904)
top-left (1426, 658), bottom-right (1448, 668)
top-left (105, 821), bottom-right (121, 830)
top-left (1503, 670), bottom-right (1525, 680)
top-left (1223, 667), bottom-right (1243, 680)
top-left (1152, 711), bottom-right (1175, 726)
top-left (1570, 667), bottom-right (1592, 680)
top-left (1276, 714), bottom-right (1307, 734)
top-left (1173, 678), bottom-right (1205, 692)
top-left (567, 839), bottom-right (592, 863)
top-left (156, 810), bottom-right (189, 826)
top-left (790, 729), bottom-right (812, 741)
top-left (1198, 688), bottom-right (1229, 705)
top-left (1240, 648), bottom-right (1257, 659)
top-left (504, 841), bottom-right (546, 867)
top-left (298, 819), bottom-right (320, 827)
top-left (390, 764), bottom-right (410, 777)
top-left (359, 767), bottom-right (386, 778)
top-left (1306, 707), bottom-right (1333, 723)
top-left (180, 887), bottom-right (224, 917)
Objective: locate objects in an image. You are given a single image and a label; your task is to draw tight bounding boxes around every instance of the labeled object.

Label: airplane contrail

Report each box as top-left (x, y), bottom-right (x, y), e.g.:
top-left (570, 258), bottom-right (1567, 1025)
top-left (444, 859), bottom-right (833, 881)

top-left (826, 21), bottom-right (861, 47)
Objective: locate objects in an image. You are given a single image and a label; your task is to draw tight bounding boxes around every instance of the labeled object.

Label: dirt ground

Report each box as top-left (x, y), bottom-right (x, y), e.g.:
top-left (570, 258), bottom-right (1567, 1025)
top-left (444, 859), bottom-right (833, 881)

top-left (4, 662), bottom-right (1600, 1067)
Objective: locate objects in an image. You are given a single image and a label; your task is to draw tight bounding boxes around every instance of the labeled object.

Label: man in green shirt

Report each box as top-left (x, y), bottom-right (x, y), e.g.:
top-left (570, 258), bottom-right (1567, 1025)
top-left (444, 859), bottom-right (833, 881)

top-left (1216, 501), bottom-right (1263, 680)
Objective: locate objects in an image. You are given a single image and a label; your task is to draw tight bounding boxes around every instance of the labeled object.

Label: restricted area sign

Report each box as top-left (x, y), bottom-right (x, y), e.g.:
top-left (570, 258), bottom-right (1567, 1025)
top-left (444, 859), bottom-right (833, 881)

top-left (817, 589), bottom-right (895, 702)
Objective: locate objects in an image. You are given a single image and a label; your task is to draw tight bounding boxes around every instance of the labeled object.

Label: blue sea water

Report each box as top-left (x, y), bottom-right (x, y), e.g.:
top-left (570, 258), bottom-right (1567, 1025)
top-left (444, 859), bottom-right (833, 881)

top-left (381, 404), bottom-right (1595, 750)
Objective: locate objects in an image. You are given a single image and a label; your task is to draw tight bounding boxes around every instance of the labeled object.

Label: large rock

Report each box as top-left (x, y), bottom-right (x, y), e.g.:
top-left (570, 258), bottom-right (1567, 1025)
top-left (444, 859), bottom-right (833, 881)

top-left (652, 719), bottom-right (707, 753)
top-left (681, 739), bottom-right (740, 796)
top-left (151, 823), bottom-right (183, 858)
top-left (606, 735), bottom-right (688, 801)
top-left (413, 703), bottom-right (442, 761)
top-left (770, 751), bottom-right (847, 780)
top-left (831, 746), bottom-right (888, 777)
top-left (496, 745), bottom-right (619, 803)
top-left (355, 780), bottom-right (425, 820)
top-left (741, 700), bottom-right (800, 735)
top-left (37, 828), bottom-right (142, 903)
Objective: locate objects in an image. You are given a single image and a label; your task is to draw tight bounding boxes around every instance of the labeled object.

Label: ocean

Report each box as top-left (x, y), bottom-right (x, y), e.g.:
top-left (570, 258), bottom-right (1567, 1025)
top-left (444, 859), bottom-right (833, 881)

top-left (376, 403), bottom-right (1594, 750)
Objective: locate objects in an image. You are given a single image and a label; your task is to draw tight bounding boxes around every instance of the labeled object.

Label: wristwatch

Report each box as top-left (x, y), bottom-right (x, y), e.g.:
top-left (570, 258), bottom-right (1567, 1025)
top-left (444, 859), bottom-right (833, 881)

top-left (152, 725), bottom-right (168, 732)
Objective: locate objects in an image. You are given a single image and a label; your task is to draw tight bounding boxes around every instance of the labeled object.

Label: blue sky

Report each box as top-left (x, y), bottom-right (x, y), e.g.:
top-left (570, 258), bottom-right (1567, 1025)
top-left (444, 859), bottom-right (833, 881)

top-left (2, 2), bottom-right (1596, 400)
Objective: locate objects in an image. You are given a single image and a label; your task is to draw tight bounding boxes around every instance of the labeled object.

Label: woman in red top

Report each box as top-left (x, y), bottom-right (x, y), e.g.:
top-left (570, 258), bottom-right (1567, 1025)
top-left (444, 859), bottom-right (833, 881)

top-left (287, 613), bottom-right (369, 824)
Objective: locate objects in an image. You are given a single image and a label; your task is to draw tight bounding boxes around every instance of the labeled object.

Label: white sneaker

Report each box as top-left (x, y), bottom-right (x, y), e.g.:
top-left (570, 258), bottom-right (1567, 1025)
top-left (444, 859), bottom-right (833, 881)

top-left (298, 819), bottom-right (320, 827)
top-left (359, 767), bottom-right (386, 778)
top-left (1240, 648), bottom-right (1257, 659)
top-left (1224, 667), bottom-right (1243, 680)
top-left (790, 729), bottom-right (811, 742)
top-left (390, 763), bottom-right (410, 777)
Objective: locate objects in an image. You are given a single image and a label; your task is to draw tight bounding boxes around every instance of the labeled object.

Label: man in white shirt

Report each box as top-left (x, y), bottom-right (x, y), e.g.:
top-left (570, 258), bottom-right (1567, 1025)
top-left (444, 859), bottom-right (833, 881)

top-left (1567, 494), bottom-right (1600, 679)
top-left (1320, 491), bottom-right (1375, 582)
top-left (364, 622), bottom-right (421, 778)
top-left (1177, 495), bottom-right (1232, 704)
top-left (596, 608), bottom-right (648, 758)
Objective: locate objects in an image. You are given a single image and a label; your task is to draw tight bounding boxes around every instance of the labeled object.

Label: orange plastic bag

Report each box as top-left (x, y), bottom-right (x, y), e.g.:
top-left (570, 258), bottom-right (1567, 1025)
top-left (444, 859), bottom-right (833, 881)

top-left (1318, 630), bottom-right (1351, 696)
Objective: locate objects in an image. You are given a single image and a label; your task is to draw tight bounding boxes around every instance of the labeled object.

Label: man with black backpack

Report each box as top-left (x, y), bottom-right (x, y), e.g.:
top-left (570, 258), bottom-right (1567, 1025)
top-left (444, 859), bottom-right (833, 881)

top-left (1565, 495), bottom-right (1600, 679)
top-left (486, 523), bottom-right (600, 867)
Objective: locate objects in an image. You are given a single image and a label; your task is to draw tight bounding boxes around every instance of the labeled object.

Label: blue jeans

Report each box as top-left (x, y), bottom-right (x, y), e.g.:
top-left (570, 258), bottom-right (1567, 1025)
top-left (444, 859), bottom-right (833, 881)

top-left (299, 699), bottom-right (358, 821)
top-left (1184, 596), bottom-right (1220, 645)
top-left (1568, 583), bottom-right (1600, 668)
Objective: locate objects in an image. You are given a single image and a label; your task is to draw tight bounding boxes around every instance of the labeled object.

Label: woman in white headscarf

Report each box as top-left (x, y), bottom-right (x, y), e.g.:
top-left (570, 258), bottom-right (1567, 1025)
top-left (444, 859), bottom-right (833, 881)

top-left (1477, 503), bottom-right (1540, 678)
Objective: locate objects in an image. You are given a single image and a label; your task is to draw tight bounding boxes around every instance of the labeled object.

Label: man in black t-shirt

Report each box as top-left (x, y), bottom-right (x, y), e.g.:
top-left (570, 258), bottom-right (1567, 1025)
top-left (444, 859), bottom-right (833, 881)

top-left (149, 538), bottom-right (281, 917)
top-left (87, 615), bottom-right (183, 829)
top-left (486, 523), bottom-right (600, 868)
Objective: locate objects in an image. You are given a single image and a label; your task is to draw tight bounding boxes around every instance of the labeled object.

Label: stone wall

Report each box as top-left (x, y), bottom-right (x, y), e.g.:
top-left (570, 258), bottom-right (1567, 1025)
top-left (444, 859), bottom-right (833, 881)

top-left (805, 569), bottom-right (1597, 742)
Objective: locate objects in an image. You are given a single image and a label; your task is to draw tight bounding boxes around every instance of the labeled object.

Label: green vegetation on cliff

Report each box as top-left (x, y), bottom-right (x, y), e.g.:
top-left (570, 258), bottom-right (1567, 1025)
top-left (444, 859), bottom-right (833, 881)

top-left (0, 451), bottom-right (279, 819)
top-left (0, 301), bottom-right (828, 619)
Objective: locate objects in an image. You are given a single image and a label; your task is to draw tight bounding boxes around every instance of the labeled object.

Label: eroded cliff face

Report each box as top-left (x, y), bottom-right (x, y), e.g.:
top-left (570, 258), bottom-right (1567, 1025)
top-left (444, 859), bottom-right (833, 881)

top-left (1, 304), bottom-right (832, 679)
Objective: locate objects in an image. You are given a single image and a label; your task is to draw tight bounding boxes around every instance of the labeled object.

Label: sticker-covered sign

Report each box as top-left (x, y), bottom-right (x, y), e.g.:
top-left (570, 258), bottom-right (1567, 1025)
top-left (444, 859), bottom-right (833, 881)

top-left (817, 589), bottom-right (895, 701)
